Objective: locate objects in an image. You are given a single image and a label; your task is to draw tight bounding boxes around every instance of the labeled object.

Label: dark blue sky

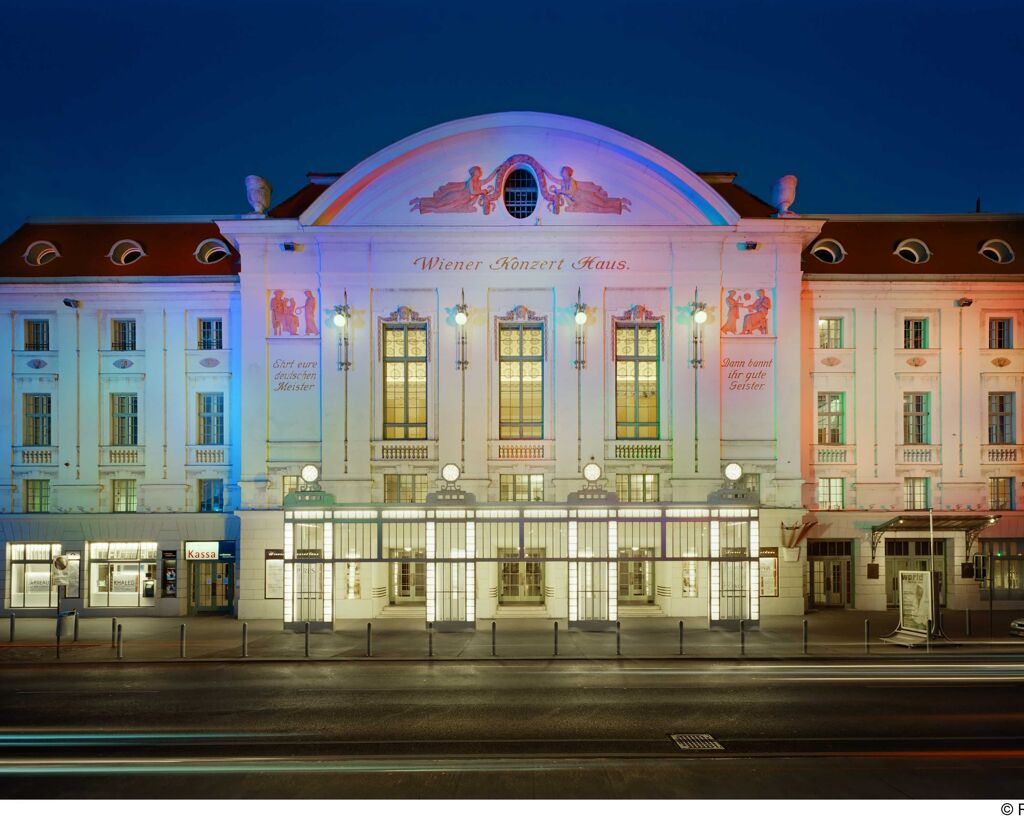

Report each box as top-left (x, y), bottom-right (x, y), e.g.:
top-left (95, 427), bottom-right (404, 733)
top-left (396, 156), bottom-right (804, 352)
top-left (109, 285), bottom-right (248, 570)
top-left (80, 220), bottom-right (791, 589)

top-left (2, 0), bottom-right (1022, 238)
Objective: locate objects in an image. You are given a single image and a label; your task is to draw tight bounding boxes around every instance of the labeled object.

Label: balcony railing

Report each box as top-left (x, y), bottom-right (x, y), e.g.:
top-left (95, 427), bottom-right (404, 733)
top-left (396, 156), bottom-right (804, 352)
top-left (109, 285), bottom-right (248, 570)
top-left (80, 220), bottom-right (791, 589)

top-left (897, 444), bottom-right (940, 464)
top-left (606, 441), bottom-right (671, 461)
top-left (983, 445), bottom-right (1020, 464)
top-left (374, 442), bottom-right (433, 462)
top-left (187, 445), bottom-right (228, 466)
top-left (14, 446), bottom-right (56, 465)
top-left (100, 445), bottom-right (144, 466)
top-left (488, 440), bottom-right (553, 461)
top-left (813, 444), bottom-right (854, 464)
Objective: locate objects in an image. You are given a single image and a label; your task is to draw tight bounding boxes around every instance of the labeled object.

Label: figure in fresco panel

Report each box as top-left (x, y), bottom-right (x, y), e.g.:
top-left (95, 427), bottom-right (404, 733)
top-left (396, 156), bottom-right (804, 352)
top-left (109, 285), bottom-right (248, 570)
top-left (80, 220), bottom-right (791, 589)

top-left (270, 290), bottom-right (288, 336)
top-left (547, 166), bottom-right (632, 214)
top-left (303, 290), bottom-right (319, 336)
top-left (410, 166), bottom-right (497, 214)
top-left (721, 289), bottom-right (747, 335)
top-left (282, 295), bottom-right (300, 336)
top-left (741, 288), bottom-right (772, 335)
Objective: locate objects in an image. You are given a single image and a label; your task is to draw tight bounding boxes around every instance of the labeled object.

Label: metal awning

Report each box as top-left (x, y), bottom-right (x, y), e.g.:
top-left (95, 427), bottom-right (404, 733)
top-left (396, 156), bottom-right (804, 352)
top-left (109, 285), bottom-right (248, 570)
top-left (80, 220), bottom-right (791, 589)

top-left (869, 514), bottom-right (1000, 557)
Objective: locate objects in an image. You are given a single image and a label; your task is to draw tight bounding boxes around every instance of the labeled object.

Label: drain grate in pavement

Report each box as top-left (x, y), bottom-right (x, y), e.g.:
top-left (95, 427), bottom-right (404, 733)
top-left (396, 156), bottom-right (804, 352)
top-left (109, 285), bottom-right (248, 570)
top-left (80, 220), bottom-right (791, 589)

top-left (670, 733), bottom-right (725, 751)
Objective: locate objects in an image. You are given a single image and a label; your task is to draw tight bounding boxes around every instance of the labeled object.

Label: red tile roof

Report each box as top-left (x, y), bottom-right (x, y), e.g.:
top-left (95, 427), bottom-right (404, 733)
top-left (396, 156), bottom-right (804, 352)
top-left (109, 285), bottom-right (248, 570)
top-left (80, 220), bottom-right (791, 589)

top-left (266, 172), bottom-right (344, 219)
top-left (0, 221), bottom-right (237, 278)
top-left (698, 172), bottom-right (777, 218)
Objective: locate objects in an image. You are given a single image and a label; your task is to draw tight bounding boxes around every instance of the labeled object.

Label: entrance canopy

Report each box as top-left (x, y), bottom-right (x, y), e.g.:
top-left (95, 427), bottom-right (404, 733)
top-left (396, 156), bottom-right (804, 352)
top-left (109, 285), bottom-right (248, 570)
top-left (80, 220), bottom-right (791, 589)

top-left (869, 514), bottom-right (999, 558)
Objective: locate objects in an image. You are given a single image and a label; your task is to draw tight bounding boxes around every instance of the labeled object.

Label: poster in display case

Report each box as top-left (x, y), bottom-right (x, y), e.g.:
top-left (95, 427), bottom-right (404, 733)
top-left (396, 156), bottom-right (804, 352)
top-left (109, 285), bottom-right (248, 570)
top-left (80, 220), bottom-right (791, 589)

top-left (162, 550), bottom-right (178, 598)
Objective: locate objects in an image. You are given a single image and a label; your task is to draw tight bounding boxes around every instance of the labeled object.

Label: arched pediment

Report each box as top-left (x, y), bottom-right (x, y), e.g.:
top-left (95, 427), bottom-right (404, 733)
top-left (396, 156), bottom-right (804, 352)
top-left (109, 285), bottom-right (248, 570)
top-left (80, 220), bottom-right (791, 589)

top-left (302, 112), bottom-right (739, 227)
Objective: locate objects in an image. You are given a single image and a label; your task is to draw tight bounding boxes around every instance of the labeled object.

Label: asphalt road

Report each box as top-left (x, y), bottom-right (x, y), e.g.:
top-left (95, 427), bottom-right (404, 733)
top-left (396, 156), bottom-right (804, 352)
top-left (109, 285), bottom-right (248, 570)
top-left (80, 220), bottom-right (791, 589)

top-left (1, 658), bottom-right (1022, 798)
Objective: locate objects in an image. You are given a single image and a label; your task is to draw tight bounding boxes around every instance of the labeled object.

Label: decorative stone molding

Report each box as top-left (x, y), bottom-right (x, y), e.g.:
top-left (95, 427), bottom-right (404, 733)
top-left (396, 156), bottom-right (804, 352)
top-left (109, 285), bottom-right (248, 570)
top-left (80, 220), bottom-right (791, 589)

top-left (906, 357), bottom-right (926, 367)
top-left (377, 306), bottom-right (431, 360)
top-left (493, 305), bottom-right (547, 360)
top-left (992, 357), bottom-right (1012, 368)
top-left (820, 356), bottom-right (840, 367)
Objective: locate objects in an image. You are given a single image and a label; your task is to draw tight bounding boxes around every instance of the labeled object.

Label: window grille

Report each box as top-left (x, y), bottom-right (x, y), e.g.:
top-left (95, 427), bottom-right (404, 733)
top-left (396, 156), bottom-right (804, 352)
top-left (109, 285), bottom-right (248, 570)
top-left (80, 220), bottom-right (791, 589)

top-left (198, 393), bottom-right (225, 445)
top-left (110, 393), bottom-right (139, 445)
top-left (903, 318), bottom-right (928, 349)
top-left (500, 474), bottom-right (545, 502)
top-left (816, 477), bottom-right (844, 510)
top-left (24, 319), bottom-right (49, 351)
top-left (615, 323), bottom-right (660, 439)
top-left (383, 323), bottom-right (428, 440)
top-left (903, 393), bottom-right (930, 444)
top-left (22, 394), bottom-right (51, 446)
top-left (111, 319), bottom-right (137, 351)
top-left (818, 317), bottom-right (843, 349)
top-left (384, 474), bottom-right (428, 503)
top-left (503, 168), bottom-right (538, 219)
top-left (498, 323), bottom-right (544, 439)
top-left (988, 392), bottom-right (1015, 444)
top-left (989, 318), bottom-right (1013, 350)
top-left (199, 479), bottom-right (224, 512)
top-left (989, 477), bottom-right (1015, 511)
top-left (113, 479), bottom-right (137, 512)
top-left (23, 480), bottom-right (50, 513)
top-left (615, 474), bottom-right (659, 502)
top-left (903, 477), bottom-right (930, 510)
top-left (199, 318), bottom-right (223, 350)
top-left (817, 392), bottom-right (845, 444)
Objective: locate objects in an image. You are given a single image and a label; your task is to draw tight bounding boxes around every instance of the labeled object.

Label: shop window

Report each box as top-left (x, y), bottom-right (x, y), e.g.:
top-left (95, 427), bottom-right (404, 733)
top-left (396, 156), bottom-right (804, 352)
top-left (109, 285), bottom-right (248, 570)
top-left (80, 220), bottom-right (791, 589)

top-left (816, 392), bottom-right (845, 444)
top-left (978, 540), bottom-right (1024, 601)
top-left (759, 548), bottom-right (779, 597)
top-left (198, 318), bottom-right (223, 350)
top-left (110, 393), bottom-right (139, 445)
top-left (989, 476), bottom-right (1015, 511)
top-left (498, 323), bottom-right (544, 439)
top-left (615, 323), bottom-right (660, 439)
top-left (988, 392), bottom-right (1016, 444)
top-left (113, 479), bottom-right (137, 513)
top-left (500, 474), bottom-right (544, 502)
top-left (198, 392), bottom-right (225, 445)
top-left (384, 473), bottom-right (428, 503)
top-left (817, 317), bottom-right (843, 349)
top-left (8, 543), bottom-right (66, 607)
top-left (382, 323), bottom-right (428, 440)
top-left (23, 479), bottom-right (50, 513)
top-left (816, 477), bottom-right (844, 510)
top-left (22, 393), bottom-right (51, 446)
top-left (903, 392), bottom-right (930, 444)
top-left (616, 473), bottom-right (659, 502)
top-left (87, 542), bottom-right (157, 607)
top-left (264, 549), bottom-right (284, 599)
top-left (111, 318), bottom-right (137, 351)
top-left (24, 319), bottom-right (49, 351)
top-left (199, 478), bottom-right (224, 512)
top-left (903, 477), bottom-right (930, 511)
top-left (903, 318), bottom-right (928, 349)
top-left (988, 318), bottom-right (1013, 350)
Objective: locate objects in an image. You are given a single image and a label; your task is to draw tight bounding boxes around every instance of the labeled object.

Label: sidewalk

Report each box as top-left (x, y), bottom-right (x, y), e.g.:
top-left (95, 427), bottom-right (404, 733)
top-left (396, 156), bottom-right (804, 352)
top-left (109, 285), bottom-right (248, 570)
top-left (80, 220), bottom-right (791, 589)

top-left (2, 608), bottom-right (1022, 664)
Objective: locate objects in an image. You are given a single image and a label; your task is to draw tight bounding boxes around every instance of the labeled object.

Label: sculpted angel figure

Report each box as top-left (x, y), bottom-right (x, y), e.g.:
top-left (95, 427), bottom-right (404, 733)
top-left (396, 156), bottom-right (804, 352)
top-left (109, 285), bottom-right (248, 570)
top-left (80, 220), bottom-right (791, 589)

top-left (410, 166), bottom-right (497, 214)
top-left (547, 166), bottom-right (632, 214)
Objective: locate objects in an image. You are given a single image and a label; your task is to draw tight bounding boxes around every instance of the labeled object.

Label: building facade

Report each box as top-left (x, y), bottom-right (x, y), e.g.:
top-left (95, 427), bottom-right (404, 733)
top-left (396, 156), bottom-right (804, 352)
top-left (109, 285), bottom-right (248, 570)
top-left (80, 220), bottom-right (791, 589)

top-left (2, 112), bottom-right (1022, 627)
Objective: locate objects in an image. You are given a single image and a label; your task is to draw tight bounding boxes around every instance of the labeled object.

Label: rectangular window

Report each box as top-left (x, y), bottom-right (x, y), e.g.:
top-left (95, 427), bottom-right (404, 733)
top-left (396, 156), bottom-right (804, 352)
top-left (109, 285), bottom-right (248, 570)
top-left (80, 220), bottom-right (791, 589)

top-left (9, 543), bottom-right (65, 607)
top-left (816, 477), bottom-right (844, 510)
top-left (903, 392), bottom-right (930, 444)
top-left (816, 392), bottom-right (845, 444)
top-left (110, 393), bottom-right (139, 445)
top-left (615, 473), bottom-right (660, 502)
top-left (903, 477), bottom-right (930, 511)
top-left (989, 318), bottom-right (1013, 350)
top-left (759, 548), bottom-right (779, 597)
top-left (383, 474), bottom-right (428, 503)
top-left (903, 318), bottom-right (928, 349)
top-left (198, 318), bottom-right (223, 350)
top-left (197, 393), bottom-right (225, 445)
top-left (111, 319), bottom-right (137, 351)
top-left (989, 477), bottom-right (1015, 511)
top-left (113, 479), bottom-right (137, 513)
top-left (499, 474), bottom-right (545, 502)
top-left (282, 476), bottom-right (313, 498)
top-left (817, 317), bottom-right (843, 349)
top-left (382, 323), bottom-right (427, 440)
top-left (615, 323), bottom-right (660, 439)
top-left (988, 392), bottom-right (1016, 444)
top-left (199, 479), bottom-right (224, 512)
top-left (22, 393), bottom-right (51, 446)
top-left (498, 323), bottom-right (544, 439)
top-left (23, 479), bottom-right (50, 513)
top-left (24, 319), bottom-right (50, 351)
top-left (741, 473), bottom-right (761, 501)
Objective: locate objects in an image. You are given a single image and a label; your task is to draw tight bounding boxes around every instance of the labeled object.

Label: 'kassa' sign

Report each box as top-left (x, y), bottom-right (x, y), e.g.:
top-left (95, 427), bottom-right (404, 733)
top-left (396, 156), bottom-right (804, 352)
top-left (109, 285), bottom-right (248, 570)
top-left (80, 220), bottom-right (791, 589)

top-left (185, 543), bottom-right (220, 561)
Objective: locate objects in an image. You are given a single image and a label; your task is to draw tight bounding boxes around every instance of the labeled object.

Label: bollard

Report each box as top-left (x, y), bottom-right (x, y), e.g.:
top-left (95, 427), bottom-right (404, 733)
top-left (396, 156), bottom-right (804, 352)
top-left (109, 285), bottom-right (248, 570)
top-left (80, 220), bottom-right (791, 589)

top-left (965, 608), bottom-right (972, 637)
top-left (428, 622), bottom-right (433, 658)
top-left (56, 618), bottom-right (61, 660)
top-left (366, 622), bottom-right (372, 657)
top-left (740, 619), bottom-right (746, 656)
top-left (73, 610), bottom-right (80, 643)
top-left (9, 612), bottom-right (14, 643)
top-left (926, 620), bottom-right (932, 654)
top-left (111, 617), bottom-right (117, 649)
top-left (616, 620), bottom-right (621, 656)
top-left (304, 622), bottom-right (310, 658)
top-left (553, 621), bottom-right (559, 656)
top-left (491, 621), bottom-right (496, 657)
top-left (242, 622), bottom-right (248, 658)
top-left (864, 619), bottom-right (871, 654)
top-left (116, 624), bottom-right (123, 659)
top-left (179, 624), bottom-right (187, 659)
top-left (802, 619), bottom-right (809, 655)
top-left (679, 620), bottom-right (685, 656)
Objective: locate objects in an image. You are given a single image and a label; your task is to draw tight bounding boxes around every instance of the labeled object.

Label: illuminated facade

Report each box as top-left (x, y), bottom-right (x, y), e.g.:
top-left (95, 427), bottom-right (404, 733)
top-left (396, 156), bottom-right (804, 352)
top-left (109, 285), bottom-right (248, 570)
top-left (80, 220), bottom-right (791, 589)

top-left (1, 112), bottom-right (1022, 626)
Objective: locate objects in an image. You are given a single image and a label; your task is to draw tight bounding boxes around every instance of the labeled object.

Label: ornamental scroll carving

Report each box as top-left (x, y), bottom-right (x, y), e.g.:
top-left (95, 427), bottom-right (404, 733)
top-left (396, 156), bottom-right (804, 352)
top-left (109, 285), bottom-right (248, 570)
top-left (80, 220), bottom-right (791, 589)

top-left (410, 155), bottom-right (631, 216)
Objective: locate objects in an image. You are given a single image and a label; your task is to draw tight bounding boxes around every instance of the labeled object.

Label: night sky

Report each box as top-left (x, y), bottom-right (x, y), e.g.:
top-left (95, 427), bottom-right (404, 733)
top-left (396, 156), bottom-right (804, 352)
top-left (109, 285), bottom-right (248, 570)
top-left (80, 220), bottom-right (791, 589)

top-left (2, 0), bottom-right (1022, 239)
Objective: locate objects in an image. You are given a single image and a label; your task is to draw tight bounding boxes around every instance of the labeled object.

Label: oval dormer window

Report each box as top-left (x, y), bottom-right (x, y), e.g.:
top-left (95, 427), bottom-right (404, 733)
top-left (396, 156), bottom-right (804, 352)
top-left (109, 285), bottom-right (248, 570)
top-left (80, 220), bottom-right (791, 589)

top-left (980, 239), bottom-right (1014, 264)
top-left (503, 168), bottom-right (538, 219)
top-left (109, 240), bottom-right (146, 266)
top-left (810, 238), bottom-right (846, 264)
top-left (24, 240), bottom-right (60, 266)
top-left (894, 238), bottom-right (931, 264)
top-left (194, 238), bottom-right (231, 264)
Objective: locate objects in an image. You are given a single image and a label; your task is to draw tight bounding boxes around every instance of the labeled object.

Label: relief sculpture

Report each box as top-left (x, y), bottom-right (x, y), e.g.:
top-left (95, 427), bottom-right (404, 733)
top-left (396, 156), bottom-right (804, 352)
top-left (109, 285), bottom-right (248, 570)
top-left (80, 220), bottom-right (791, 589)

top-left (270, 289), bottom-right (319, 337)
top-left (722, 288), bottom-right (773, 336)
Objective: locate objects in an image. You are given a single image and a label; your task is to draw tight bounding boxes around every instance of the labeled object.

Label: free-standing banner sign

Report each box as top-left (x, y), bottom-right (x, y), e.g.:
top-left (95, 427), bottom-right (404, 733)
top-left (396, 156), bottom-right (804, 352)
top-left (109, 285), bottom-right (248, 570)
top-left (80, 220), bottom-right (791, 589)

top-left (898, 570), bottom-right (934, 635)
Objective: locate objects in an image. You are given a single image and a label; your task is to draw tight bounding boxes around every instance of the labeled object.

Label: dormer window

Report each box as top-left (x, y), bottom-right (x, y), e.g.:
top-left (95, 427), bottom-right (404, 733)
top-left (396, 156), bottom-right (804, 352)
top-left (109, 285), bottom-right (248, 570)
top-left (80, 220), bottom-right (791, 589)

top-left (810, 238), bottom-right (846, 264)
top-left (108, 240), bottom-right (145, 266)
top-left (894, 238), bottom-right (931, 264)
top-left (980, 239), bottom-right (1014, 264)
top-left (23, 241), bottom-right (60, 266)
top-left (194, 238), bottom-right (231, 264)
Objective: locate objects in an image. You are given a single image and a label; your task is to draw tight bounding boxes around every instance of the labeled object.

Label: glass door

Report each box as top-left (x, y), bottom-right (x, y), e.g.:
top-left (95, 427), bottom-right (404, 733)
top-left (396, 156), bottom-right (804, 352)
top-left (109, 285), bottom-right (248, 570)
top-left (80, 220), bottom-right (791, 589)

top-left (499, 549), bottom-right (544, 604)
top-left (190, 562), bottom-right (234, 613)
top-left (717, 561), bottom-right (750, 621)
top-left (618, 550), bottom-right (654, 604)
top-left (391, 561), bottom-right (426, 604)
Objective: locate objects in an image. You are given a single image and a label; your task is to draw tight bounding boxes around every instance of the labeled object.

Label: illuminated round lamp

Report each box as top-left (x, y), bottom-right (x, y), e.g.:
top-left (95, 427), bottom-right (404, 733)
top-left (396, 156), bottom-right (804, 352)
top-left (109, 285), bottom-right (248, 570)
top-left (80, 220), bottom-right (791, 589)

top-left (300, 464), bottom-right (320, 484)
top-left (454, 306), bottom-right (469, 326)
top-left (724, 462), bottom-right (743, 482)
top-left (574, 306), bottom-right (588, 326)
top-left (332, 309), bottom-right (348, 328)
top-left (693, 307), bottom-right (708, 324)
top-left (441, 463), bottom-right (461, 483)
top-left (583, 462), bottom-right (602, 483)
